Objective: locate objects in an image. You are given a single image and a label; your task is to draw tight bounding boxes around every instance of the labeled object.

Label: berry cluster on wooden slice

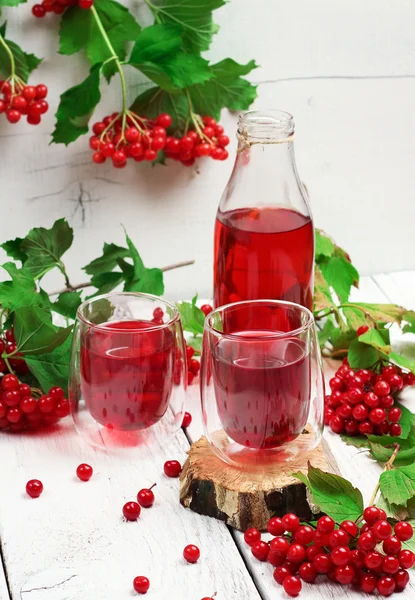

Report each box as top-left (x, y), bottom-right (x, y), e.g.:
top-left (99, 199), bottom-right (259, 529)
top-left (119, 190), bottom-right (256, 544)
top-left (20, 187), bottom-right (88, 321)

top-left (32, 0), bottom-right (93, 18)
top-left (245, 509), bottom-right (414, 597)
top-left (325, 355), bottom-right (415, 437)
top-left (89, 111), bottom-right (229, 168)
top-left (0, 81), bottom-right (48, 125)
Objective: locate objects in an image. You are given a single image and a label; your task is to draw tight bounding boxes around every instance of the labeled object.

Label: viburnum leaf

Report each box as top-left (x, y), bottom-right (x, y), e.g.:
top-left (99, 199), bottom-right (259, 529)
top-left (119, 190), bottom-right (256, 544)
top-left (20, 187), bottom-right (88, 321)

top-left (348, 338), bottom-right (379, 369)
top-left (376, 494), bottom-right (406, 521)
top-left (188, 59), bottom-right (258, 121)
top-left (24, 335), bottom-right (72, 395)
top-left (83, 243), bottom-right (129, 276)
top-left (0, 0), bottom-right (27, 5)
top-left (358, 328), bottom-right (391, 354)
top-left (317, 318), bottom-right (337, 349)
top-left (1, 237), bottom-right (27, 263)
top-left (293, 464), bottom-right (364, 522)
top-left (380, 464), bottom-right (415, 507)
top-left (320, 255), bottom-right (359, 303)
top-left (388, 351), bottom-right (415, 375)
top-left (340, 435), bottom-right (370, 448)
top-left (177, 295), bottom-right (205, 336)
top-left (330, 328), bottom-right (356, 352)
top-left (370, 428), bottom-right (415, 466)
top-left (314, 268), bottom-right (335, 312)
top-left (21, 218), bottom-right (74, 280)
top-left (125, 268), bottom-right (164, 296)
top-left (51, 291), bottom-right (82, 320)
top-left (403, 310), bottom-right (415, 335)
top-left (51, 64), bottom-right (102, 145)
top-left (13, 306), bottom-right (72, 356)
top-left (315, 229), bottom-right (335, 260)
top-left (0, 263), bottom-right (40, 310)
top-left (59, 0), bottom-right (140, 77)
top-left (0, 22), bottom-right (42, 82)
top-left (124, 230), bottom-right (145, 280)
top-left (130, 87), bottom-right (188, 130)
top-left (147, 0), bottom-right (225, 53)
top-left (88, 272), bottom-right (124, 297)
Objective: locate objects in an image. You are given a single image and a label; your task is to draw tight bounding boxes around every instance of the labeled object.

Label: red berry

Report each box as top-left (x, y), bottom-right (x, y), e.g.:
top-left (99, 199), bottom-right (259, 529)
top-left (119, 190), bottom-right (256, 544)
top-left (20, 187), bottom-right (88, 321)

top-left (35, 84), bottom-right (48, 99)
top-left (133, 576), bottom-right (150, 594)
top-left (27, 114), bottom-right (41, 126)
top-left (19, 383), bottom-right (31, 397)
top-left (156, 113), bottom-right (172, 128)
top-left (313, 553), bottom-right (332, 573)
top-left (330, 376), bottom-right (344, 391)
top-left (369, 407), bottom-right (387, 425)
top-left (358, 531), bottom-right (376, 551)
top-left (0, 401), bottom-right (6, 419)
top-left (364, 391), bottom-right (379, 408)
top-left (364, 551), bottom-right (383, 570)
top-left (388, 407), bottom-right (402, 423)
top-left (144, 148), bottom-right (157, 161)
top-left (335, 564), bottom-right (354, 585)
top-left (76, 463), bottom-right (93, 481)
top-left (112, 150), bottom-right (127, 164)
top-left (183, 544), bottom-right (200, 563)
top-left (282, 575), bottom-right (301, 597)
top-left (294, 525), bottom-right (314, 545)
top-left (267, 516), bottom-right (285, 537)
top-left (390, 423), bottom-right (402, 436)
top-left (244, 527), bottom-right (261, 546)
top-left (4, 390), bottom-right (20, 407)
top-left (388, 374), bottom-right (404, 391)
top-left (377, 576), bottom-right (396, 596)
top-left (399, 549), bottom-right (415, 569)
top-left (2, 374), bottom-right (19, 391)
top-left (363, 505), bottom-right (381, 524)
top-left (123, 501), bottom-right (141, 521)
top-left (337, 403), bottom-right (352, 419)
top-left (187, 372), bottom-right (194, 385)
top-left (372, 519), bottom-right (393, 540)
top-left (200, 304), bottom-right (213, 316)
top-left (374, 380), bottom-right (391, 396)
top-left (182, 411), bottom-right (192, 428)
top-left (357, 325), bottom-right (369, 336)
top-left (92, 121), bottom-right (106, 135)
top-left (269, 536), bottom-right (290, 556)
top-left (394, 521), bottom-right (413, 541)
top-left (331, 546), bottom-right (351, 566)
top-left (352, 404), bottom-right (368, 421)
top-left (32, 4), bottom-right (46, 17)
top-left (20, 396), bottom-right (37, 414)
top-left (38, 395), bottom-right (54, 414)
top-left (180, 136), bottom-right (194, 151)
top-left (344, 419), bottom-right (359, 435)
top-left (348, 387), bottom-right (364, 404)
top-left (361, 573), bottom-right (377, 593)
top-left (218, 135), bottom-right (230, 147)
top-left (93, 152), bottom-right (106, 164)
top-left (286, 543), bottom-right (306, 563)
top-left (7, 407), bottom-right (22, 423)
top-left (383, 535), bottom-right (402, 556)
top-left (382, 555), bottom-right (400, 575)
top-left (282, 513), bottom-right (300, 532)
top-left (268, 551), bottom-right (285, 567)
top-left (26, 479), bottom-right (43, 498)
top-left (317, 515), bottom-right (335, 534)
top-left (329, 415), bottom-right (345, 433)
top-left (395, 569), bottom-right (410, 590)
top-left (185, 346), bottom-right (195, 361)
top-left (340, 519), bottom-right (358, 537)
top-left (328, 528), bottom-right (349, 548)
top-left (137, 484), bottom-right (156, 508)
top-left (163, 460), bottom-right (181, 477)
top-left (273, 565), bottom-right (290, 584)
top-left (298, 562), bottom-right (317, 583)
top-left (125, 127), bottom-right (140, 144)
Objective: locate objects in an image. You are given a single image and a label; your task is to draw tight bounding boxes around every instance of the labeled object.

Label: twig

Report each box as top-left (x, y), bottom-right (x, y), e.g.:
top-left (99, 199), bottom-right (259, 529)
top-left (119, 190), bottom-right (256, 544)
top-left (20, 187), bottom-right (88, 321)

top-left (49, 259), bottom-right (195, 296)
top-left (368, 443), bottom-right (400, 507)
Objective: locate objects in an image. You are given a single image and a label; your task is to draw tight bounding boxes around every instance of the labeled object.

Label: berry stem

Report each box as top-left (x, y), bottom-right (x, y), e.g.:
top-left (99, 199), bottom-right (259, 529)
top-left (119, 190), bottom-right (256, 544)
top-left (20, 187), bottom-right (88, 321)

top-left (2, 355), bottom-right (14, 375)
top-left (0, 33), bottom-right (16, 92)
top-left (368, 443), bottom-right (400, 507)
top-left (90, 6), bottom-right (127, 116)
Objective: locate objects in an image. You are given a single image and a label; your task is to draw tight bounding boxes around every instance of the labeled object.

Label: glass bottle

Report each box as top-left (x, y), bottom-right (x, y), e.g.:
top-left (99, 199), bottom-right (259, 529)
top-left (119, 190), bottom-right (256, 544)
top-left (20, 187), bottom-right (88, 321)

top-left (213, 110), bottom-right (314, 314)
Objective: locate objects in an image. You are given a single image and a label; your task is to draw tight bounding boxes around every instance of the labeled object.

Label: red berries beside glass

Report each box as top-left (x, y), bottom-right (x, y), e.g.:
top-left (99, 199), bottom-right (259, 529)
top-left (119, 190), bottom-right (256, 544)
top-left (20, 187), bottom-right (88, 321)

top-left (0, 80), bottom-right (48, 126)
top-left (26, 479), bottom-right (43, 498)
top-left (325, 360), bottom-right (413, 438)
top-left (32, 0), bottom-right (93, 18)
top-left (244, 508), bottom-right (414, 596)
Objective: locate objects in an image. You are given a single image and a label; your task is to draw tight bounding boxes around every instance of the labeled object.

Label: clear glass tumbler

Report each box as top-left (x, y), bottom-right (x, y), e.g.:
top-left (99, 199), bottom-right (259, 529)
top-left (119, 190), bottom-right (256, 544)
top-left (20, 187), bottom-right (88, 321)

top-left (70, 292), bottom-right (186, 450)
top-left (200, 300), bottom-right (324, 469)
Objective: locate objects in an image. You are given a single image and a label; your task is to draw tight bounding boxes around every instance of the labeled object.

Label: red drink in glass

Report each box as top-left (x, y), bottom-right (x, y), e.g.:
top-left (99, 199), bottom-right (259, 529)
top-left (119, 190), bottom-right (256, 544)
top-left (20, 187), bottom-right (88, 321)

top-left (80, 320), bottom-right (175, 431)
top-left (212, 331), bottom-right (311, 449)
top-left (214, 207), bottom-right (314, 311)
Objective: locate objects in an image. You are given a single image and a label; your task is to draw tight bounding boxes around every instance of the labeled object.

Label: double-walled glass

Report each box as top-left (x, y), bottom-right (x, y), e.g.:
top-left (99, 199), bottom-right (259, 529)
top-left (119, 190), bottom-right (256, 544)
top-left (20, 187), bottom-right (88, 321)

top-left (200, 300), bottom-right (324, 469)
top-left (70, 293), bottom-right (186, 450)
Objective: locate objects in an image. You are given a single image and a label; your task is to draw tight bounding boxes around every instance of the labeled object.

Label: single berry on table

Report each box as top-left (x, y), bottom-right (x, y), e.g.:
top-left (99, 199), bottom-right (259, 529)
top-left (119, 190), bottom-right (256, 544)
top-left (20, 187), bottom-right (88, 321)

top-left (283, 575), bottom-right (302, 597)
top-left (26, 479), bottom-right (43, 498)
top-left (76, 463), bottom-right (93, 481)
top-left (163, 460), bottom-right (181, 478)
top-left (123, 501), bottom-right (141, 521)
top-left (137, 484), bottom-right (156, 508)
top-left (182, 412), bottom-right (192, 428)
top-left (133, 576), bottom-right (150, 594)
top-left (183, 544), bottom-right (200, 563)
top-left (244, 527), bottom-right (261, 546)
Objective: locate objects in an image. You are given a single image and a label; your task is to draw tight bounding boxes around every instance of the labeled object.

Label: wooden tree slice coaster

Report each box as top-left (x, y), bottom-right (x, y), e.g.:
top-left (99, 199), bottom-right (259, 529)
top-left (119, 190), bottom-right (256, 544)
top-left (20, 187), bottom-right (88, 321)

top-left (180, 436), bottom-right (338, 531)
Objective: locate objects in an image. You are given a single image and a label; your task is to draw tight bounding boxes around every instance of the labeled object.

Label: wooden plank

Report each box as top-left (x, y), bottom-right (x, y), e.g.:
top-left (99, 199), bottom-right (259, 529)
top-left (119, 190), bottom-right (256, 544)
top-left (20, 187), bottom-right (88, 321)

top-left (373, 271), bottom-right (415, 309)
top-left (0, 421), bottom-right (261, 600)
top-left (184, 280), bottom-right (415, 598)
top-left (0, 560), bottom-right (10, 600)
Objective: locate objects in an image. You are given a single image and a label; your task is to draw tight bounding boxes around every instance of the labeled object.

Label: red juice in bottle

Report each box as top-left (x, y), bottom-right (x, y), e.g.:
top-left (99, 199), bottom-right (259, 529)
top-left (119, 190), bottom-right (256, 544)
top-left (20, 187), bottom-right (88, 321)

top-left (80, 320), bottom-right (175, 431)
top-left (214, 206), bottom-right (314, 307)
top-left (211, 330), bottom-right (311, 449)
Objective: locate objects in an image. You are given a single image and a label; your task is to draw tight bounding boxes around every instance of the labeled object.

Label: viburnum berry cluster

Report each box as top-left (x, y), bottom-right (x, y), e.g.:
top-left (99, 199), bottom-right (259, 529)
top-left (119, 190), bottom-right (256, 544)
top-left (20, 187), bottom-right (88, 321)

top-left (0, 80), bottom-right (48, 125)
top-left (0, 372), bottom-right (70, 433)
top-left (89, 112), bottom-right (229, 168)
top-left (245, 509), bottom-right (414, 597)
top-left (32, 0), bottom-right (93, 18)
top-left (325, 357), bottom-right (415, 438)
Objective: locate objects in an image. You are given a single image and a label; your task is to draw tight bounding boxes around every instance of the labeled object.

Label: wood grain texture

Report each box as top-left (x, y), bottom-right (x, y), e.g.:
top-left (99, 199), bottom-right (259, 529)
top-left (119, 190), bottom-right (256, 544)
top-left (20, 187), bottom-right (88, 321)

top-left (0, 420), bottom-right (261, 600)
top-left (0, 565), bottom-right (9, 600)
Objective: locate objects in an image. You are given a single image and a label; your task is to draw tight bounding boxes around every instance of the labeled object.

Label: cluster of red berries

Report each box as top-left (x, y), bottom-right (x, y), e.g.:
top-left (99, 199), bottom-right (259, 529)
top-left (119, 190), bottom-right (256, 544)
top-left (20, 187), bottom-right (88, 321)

top-left (0, 374), bottom-right (70, 432)
top-left (0, 328), bottom-right (28, 376)
top-left (164, 117), bottom-right (229, 166)
top-left (32, 0), bottom-right (92, 18)
top-left (0, 80), bottom-right (48, 125)
top-left (245, 508), bottom-right (414, 597)
top-left (325, 358), bottom-right (415, 437)
top-left (90, 112), bottom-right (172, 167)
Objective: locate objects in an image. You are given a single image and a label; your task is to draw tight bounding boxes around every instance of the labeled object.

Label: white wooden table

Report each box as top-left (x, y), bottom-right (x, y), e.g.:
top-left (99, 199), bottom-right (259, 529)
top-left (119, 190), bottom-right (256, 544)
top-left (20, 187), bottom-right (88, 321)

top-left (1, 272), bottom-right (415, 600)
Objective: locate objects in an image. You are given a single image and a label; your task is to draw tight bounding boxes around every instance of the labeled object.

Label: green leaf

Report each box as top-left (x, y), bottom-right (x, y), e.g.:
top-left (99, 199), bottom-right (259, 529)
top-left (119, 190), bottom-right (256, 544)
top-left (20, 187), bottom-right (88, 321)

top-left (380, 465), bottom-right (415, 507)
top-left (294, 464), bottom-right (364, 522)
top-left (315, 230), bottom-right (335, 260)
top-left (13, 306), bottom-right (72, 356)
top-left (21, 218), bottom-right (74, 280)
top-left (358, 328), bottom-right (391, 354)
top-left (348, 339), bottom-right (379, 369)
top-left (186, 336), bottom-right (202, 354)
top-left (177, 295), bottom-right (205, 336)
top-left (125, 268), bottom-right (164, 296)
top-left (51, 64), bottom-right (101, 145)
top-left (0, 263), bottom-right (39, 311)
top-left (59, 1), bottom-right (140, 77)
top-left (351, 303), bottom-right (406, 326)
top-left (188, 59), bottom-right (258, 121)
top-left (331, 328), bottom-right (356, 351)
top-left (389, 351), bottom-right (415, 375)
top-left (124, 230), bottom-right (145, 280)
top-left (83, 243), bottom-right (129, 276)
top-left (148, 0), bottom-right (225, 53)
top-left (0, 22), bottom-right (42, 82)
top-left (403, 310), bottom-right (415, 335)
top-left (1, 237), bottom-right (27, 263)
top-left (370, 427), bottom-right (415, 466)
top-left (376, 494), bottom-right (403, 520)
top-left (88, 271), bottom-right (124, 296)
top-left (52, 291), bottom-right (82, 320)
top-left (340, 435), bottom-right (370, 448)
top-left (320, 255), bottom-right (359, 303)
top-left (317, 318), bottom-right (337, 349)
top-left (0, 0), bottom-right (27, 5)
top-left (314, 269), bottom-right (335, 312)
top-left (130, 87), bottom-right (188, 130)
top-left (25, 336), bottom-right (72, 396)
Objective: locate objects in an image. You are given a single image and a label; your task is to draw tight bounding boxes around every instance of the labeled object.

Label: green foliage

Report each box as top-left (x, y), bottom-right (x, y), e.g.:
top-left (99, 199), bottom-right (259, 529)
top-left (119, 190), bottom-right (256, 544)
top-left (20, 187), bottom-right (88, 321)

top-left (176, 295), bottom-right (205, 336)
top-left (21, 219), bottom-right (74, 280)
top-left (0, 22), bottom-right (42, 81)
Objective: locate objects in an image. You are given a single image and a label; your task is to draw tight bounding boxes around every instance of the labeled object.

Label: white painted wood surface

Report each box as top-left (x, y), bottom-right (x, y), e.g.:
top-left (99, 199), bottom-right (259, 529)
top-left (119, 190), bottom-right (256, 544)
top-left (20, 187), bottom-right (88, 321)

top-left (1, 1), bottom-right (415, 300)
top-left (1, 273), bottom-right (415, 599)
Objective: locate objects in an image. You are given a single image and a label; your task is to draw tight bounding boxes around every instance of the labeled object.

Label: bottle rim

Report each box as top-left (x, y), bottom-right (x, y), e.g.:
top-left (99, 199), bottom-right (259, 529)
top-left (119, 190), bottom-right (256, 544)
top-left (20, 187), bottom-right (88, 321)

top-left (238, 109), bottom-right (295, 140)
